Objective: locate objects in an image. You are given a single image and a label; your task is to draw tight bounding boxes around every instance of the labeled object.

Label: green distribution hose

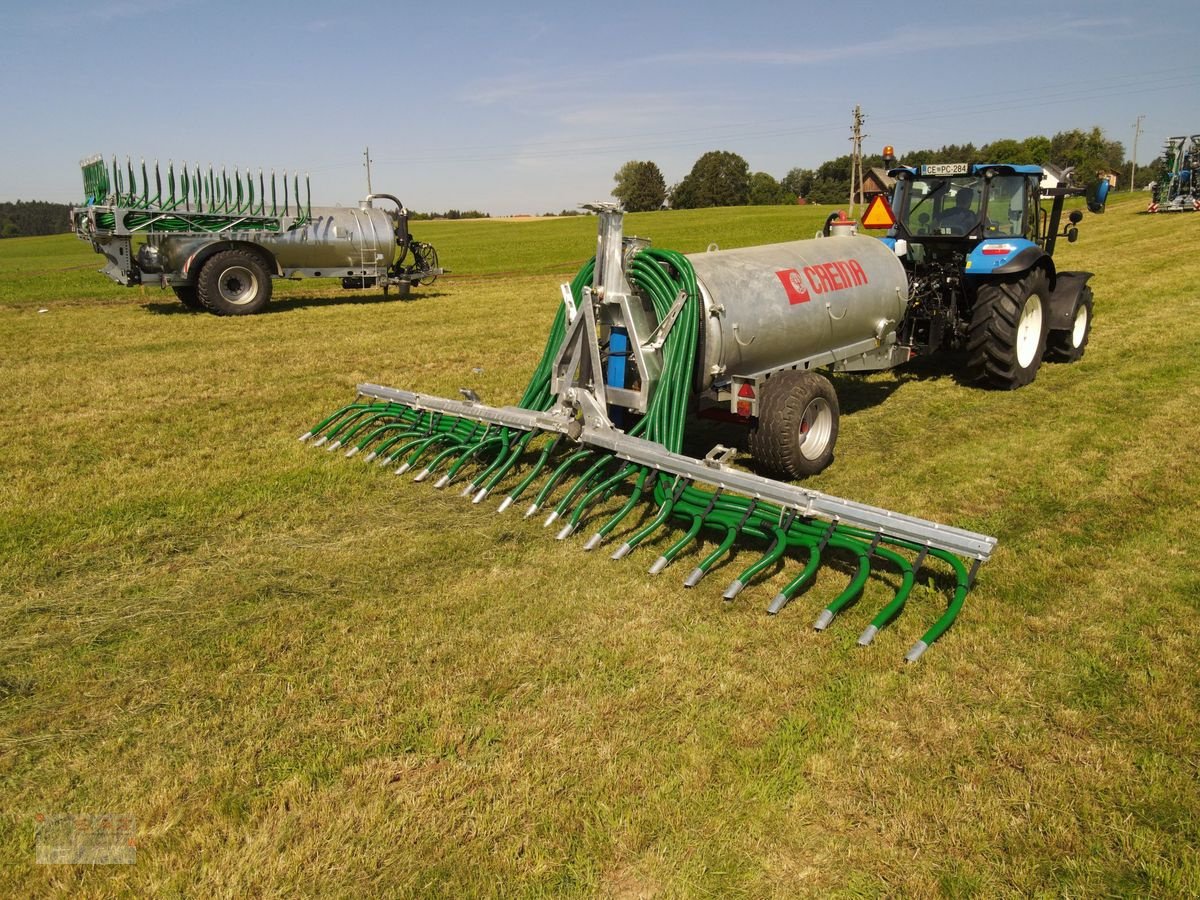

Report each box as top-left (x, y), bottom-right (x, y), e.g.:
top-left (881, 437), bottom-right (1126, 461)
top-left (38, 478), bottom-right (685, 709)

top-left (301, 249), bottom-right (977, 661)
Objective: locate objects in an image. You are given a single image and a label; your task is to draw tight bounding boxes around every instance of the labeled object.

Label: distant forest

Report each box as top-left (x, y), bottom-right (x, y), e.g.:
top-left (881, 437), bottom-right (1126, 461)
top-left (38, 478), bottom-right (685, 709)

top-left (0, 201), bottom-right (71, 238)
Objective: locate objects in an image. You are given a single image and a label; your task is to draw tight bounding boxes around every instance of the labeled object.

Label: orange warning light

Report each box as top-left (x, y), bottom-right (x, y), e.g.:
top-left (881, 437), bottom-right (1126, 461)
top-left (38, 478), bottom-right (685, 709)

top-left (883, 145), bottom-right (895, 159)
top-left (861, 195), bottom-right (896, 229)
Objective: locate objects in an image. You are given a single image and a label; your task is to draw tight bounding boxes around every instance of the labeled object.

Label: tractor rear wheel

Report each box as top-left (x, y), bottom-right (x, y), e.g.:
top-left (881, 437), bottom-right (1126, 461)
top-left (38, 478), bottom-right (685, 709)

top-left (197, 249), bottom-right (273, 316)
top-left (966, 270), bottom-right (1049, 388)
top-left (1045, 287), bottom-right (1093, 363)
top-left (748, 370), bottom-right (839, 479)
top-left (172, 285), bottom-right (203, 310)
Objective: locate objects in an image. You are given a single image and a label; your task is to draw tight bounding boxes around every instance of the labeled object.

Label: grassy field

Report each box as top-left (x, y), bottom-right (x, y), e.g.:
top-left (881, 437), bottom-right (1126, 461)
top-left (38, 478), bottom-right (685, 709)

top-left (2, 195), bottom-right (1198, 896)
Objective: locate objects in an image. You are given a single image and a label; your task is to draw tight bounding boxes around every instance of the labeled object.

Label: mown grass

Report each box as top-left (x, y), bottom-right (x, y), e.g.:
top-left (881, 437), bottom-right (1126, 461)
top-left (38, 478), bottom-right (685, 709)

top-left (2, 195), bottom-right (1198, 896)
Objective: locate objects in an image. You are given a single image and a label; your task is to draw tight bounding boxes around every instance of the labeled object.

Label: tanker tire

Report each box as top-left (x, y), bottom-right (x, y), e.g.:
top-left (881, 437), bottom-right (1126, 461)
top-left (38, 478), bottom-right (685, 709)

top-left (172, 285), bottom-right (203, 310)
top-left (196, 249), bottom-right (273, 316)
top-left (748, 371), bottom-right (839, 480)
top-left (965, 269), bottom-right (1049, 389)
top-left (1045, 287), bottom-right (1093, 363)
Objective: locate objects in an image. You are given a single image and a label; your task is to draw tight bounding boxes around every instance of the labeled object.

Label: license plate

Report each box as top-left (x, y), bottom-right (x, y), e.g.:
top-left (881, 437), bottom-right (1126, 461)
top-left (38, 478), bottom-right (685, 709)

top-left (921, 163), bottom-right (969, 176)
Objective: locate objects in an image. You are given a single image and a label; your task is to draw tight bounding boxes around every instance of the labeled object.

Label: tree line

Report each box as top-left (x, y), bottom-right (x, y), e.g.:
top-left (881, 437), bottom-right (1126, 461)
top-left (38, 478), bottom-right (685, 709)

top-left (0, 201), bottom-right (72, 238)
top-left (409, 209), bottom-right (492, 220)
top-left (614, 127), bottom-right (1158, 211)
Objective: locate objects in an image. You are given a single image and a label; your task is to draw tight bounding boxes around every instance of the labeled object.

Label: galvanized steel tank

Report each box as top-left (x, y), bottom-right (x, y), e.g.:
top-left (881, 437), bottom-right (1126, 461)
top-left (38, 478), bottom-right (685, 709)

top-left (685, 234), bottom-right (910, 386)
top-left (156, 204), bottom-right (405, 275)
top-left (259, 204), bottom-right (404, 271)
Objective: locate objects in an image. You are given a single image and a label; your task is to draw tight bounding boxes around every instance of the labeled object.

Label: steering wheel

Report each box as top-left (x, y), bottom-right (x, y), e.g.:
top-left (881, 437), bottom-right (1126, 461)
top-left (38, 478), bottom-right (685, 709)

top-left (937, 206), bottom-right (976, 234)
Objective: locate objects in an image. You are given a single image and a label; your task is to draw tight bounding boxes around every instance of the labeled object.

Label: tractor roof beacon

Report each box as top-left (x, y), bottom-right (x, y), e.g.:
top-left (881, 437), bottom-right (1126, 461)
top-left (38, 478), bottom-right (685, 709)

top-left (878, 163), bottom-right (1108, 388)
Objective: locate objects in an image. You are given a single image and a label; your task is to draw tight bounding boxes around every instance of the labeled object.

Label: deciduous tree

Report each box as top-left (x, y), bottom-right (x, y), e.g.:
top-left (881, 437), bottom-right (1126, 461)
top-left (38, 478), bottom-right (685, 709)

top-left (671, 151), bottom-right (750, 209)
top-left (612, 160), bottom-right (667, 212)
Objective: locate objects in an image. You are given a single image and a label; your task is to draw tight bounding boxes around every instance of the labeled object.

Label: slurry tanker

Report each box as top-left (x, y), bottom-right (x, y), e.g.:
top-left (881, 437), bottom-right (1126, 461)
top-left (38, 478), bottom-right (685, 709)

top-left (70, 155), bottom-right (440, 314)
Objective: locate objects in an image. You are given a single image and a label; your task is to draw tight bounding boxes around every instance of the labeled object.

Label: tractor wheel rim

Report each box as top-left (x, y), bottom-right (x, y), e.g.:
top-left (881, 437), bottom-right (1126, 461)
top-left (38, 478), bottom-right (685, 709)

top-left (1071, 303), bottom-right (1088, 347)
top-left (1015, 294), bottom-right (1043, 368)
top-left (798, 398), bottom-right (833, 460)
top-left (218, 266), bottom-right (258, 305)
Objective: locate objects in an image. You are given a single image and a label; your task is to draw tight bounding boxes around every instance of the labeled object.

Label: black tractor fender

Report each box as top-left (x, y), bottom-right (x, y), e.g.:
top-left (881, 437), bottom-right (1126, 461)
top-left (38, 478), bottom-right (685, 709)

top-left (179, 239), bottom-right (281, 283)
top-left (990, 246), bottom-right (1057, 290)
top-left (1044, 271), bottom-right (1094, 332)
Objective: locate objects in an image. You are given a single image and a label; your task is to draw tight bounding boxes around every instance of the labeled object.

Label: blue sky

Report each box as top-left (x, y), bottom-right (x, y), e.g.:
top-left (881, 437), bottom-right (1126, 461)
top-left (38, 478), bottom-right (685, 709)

top-left (2, 0), bottom-right (1197, 214)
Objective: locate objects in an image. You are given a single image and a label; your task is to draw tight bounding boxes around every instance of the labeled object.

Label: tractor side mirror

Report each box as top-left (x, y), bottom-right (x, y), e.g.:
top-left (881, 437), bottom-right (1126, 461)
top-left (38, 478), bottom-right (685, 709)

top-left (1086, 178), bottom-right (1110, 214)
top-left (1068, 210), bottom-right (1083, 224)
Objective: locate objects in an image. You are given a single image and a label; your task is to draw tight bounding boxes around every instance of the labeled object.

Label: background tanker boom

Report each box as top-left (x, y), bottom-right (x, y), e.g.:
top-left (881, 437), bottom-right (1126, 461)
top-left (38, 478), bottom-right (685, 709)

top-left (1148, 134), bottom-right (1200, 212)
top-left (70, 155), bottom-right (441, 315)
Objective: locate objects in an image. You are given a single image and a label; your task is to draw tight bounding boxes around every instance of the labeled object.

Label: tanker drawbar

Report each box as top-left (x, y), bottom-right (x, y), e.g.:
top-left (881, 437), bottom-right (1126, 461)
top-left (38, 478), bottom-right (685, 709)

top-left (303, 206), bottom-right (996, 662)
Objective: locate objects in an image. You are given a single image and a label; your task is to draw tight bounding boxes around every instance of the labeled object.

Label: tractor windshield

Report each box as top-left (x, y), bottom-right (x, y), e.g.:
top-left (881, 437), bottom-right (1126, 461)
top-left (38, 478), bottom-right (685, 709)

top-left (896, 172), bottom-right (1035, 239)
top-left (897, 176), bottom-right (983, 236)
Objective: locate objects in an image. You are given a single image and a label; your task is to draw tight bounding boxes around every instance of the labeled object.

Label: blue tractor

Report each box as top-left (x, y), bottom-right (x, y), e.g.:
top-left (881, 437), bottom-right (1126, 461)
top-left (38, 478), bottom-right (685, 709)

top-left (874, 163), bottom-right (1108, 389)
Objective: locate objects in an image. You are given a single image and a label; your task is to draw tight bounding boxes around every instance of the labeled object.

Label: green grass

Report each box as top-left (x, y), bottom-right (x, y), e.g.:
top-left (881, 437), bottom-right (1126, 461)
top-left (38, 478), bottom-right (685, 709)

top-left (2, 195), bottom-right (1199, 896)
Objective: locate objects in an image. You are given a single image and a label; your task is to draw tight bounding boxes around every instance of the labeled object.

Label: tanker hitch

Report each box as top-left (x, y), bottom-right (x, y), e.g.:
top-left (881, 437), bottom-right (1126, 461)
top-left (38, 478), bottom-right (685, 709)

top-left (301, 207), bottom-right (996, 662)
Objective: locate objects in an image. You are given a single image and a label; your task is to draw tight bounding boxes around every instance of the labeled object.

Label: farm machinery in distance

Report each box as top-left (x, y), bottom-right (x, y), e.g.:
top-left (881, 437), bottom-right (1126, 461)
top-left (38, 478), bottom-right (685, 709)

top-left (70, 155), bottom-right (441, 315)
top-left (300, 162), bottom-right (1106, 659)
top-left (1147, 135), bottom-right (1200, 212)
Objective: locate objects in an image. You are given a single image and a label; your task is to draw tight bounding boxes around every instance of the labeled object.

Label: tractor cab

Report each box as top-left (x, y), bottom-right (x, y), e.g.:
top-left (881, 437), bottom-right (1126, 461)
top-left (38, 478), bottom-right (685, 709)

top-left (888, 163), bottom-right (1044, 249)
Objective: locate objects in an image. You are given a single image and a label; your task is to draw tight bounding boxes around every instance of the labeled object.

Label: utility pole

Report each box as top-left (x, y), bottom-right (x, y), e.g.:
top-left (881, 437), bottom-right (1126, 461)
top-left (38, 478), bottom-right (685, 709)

top-left (849, 105), bottom-right (867, 215)
top-left (1130, 115), bottom-right (1144, 192)
top-left (363, 146), bottom-right (373, 194)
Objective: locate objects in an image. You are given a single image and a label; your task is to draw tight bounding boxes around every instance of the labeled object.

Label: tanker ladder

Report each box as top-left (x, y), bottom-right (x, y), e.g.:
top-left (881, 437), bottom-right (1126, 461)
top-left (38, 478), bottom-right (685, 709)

top-left (300, 207), bottom-right (998, 662)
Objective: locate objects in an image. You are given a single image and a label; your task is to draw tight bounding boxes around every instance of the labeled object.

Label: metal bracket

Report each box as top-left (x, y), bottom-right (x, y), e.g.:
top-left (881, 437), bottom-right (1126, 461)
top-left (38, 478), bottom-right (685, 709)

top-left (559, 283), bottom-right (577, 323)
top-left (703, 445), bottom-right (737, 469)
top-left (550, 287), bottom-right (611, 426)
top-left (646, 289), bottom-right (690, 350)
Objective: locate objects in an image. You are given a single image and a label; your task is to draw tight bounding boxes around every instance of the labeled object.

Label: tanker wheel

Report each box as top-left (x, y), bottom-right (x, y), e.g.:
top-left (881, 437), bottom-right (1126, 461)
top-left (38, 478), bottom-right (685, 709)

top-left (1045, 287), bottom-right (1093, 363)
top-left (965, 269), bottom-right (1049, 389)
top-left (748, 370), bottom-right (839, 479)
top-left (196, 249), bottom-right (273, 316)
top-left (172, 285), bottom-right (204, 310)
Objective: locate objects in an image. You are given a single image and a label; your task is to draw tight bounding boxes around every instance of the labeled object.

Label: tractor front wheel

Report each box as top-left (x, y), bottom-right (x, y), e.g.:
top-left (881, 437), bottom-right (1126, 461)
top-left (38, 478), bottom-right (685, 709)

top-left (966, 270), bottom-right (1049, 389)
top-left (1045, 287), bottom-right (1093, 363)
top-left (197, 249), bottom-right (273, 316)
top-left (748, 370), bottom-right (839, 479)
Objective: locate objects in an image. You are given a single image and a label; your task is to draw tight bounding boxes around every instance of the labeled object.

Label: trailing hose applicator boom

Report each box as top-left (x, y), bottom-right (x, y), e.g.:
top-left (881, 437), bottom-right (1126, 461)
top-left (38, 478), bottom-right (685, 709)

top-left (303, 206), bottom-right (997, 661)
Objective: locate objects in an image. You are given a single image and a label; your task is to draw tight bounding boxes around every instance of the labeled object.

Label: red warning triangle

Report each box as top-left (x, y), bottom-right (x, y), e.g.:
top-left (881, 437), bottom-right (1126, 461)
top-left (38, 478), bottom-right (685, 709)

top-left (861, 194), bottom-right (896, 229)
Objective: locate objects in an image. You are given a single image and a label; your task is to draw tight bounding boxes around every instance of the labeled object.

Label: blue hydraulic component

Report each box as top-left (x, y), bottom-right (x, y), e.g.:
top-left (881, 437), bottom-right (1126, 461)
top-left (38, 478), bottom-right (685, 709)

top-left (607, 327), bottom-right (629, 388)
top-left (606, 327), bottom-right (630, 428)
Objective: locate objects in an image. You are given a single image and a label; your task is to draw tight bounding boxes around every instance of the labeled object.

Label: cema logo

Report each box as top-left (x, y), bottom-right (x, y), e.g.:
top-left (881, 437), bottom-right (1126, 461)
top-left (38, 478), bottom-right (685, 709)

top-left (776, 268), bottom-right (810, 304)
